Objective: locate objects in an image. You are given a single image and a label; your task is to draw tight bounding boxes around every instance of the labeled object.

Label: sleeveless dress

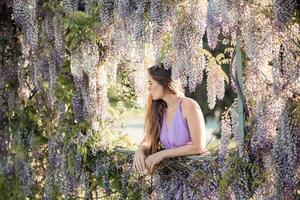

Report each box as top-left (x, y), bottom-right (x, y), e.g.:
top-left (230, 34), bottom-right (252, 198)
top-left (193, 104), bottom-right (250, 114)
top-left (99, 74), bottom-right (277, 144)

top-left (159, 96), bottom-right (192, 199)
top-left (160, 96), bottom-right (192, 148)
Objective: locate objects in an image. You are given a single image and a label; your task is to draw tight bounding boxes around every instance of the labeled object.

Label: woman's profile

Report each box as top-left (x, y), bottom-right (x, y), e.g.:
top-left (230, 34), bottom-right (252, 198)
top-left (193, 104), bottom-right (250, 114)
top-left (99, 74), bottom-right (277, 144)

top-left (133, 63), bottom-right (207, 176)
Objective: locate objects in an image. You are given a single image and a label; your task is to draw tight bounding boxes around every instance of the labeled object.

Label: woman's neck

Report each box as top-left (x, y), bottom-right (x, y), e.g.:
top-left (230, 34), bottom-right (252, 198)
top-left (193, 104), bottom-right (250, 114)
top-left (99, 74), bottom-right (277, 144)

top-left (162, 93), bottom-right (181, 111)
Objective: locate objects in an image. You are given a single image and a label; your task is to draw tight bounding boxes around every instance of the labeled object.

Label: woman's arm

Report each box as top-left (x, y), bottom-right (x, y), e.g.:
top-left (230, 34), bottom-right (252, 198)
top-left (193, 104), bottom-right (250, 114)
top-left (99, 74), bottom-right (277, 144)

top-left (133, 134), bottom-right (150, 174)
top-left (137, 135), bottom-right (150, 153)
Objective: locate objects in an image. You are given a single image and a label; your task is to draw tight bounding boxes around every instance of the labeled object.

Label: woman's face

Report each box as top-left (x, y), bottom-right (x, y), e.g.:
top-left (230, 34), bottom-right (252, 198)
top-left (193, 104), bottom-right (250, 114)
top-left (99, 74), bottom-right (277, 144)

top-left (148, 74), bottom-right (165, 100)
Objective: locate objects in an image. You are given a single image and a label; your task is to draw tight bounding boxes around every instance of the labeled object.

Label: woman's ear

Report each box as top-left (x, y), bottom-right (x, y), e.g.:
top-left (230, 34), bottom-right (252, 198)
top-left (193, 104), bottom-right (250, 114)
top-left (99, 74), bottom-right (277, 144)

top-left (168, 81), bottom-right (177, 91)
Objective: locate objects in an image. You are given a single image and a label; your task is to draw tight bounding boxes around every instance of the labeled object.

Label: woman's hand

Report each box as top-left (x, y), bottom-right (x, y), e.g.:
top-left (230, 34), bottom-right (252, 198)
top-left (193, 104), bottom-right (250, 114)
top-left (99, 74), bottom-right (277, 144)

top-left (145, 151), bottom-right (165, 172)
top-left (133, 148), bottom-right (146, 174)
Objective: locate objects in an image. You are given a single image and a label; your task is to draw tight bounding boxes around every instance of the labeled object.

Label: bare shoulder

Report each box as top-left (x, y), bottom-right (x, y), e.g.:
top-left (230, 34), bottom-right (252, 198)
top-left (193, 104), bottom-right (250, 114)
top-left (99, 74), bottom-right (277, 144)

top-left (181, 96), bottom-right (201, 118)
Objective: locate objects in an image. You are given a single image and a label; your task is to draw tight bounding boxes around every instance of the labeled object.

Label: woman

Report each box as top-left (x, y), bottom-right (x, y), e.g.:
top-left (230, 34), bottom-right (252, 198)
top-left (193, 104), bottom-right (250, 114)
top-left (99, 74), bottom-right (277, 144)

top-left (133, 63), bottom-right (207, 175)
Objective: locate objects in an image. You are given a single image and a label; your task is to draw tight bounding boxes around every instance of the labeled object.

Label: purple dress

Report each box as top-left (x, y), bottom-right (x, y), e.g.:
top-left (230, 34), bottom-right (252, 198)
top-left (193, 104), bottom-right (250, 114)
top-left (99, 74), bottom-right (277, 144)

top-left (160, 96), bottom-right (192, 148)
top-left (159, 96), bottom-right (192, 199)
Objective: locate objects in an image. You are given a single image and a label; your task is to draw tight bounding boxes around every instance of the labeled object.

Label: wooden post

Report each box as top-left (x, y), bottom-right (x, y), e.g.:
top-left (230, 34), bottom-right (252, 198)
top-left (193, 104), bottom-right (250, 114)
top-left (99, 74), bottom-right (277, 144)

top-left (236, 36), bottom-right (245, 157)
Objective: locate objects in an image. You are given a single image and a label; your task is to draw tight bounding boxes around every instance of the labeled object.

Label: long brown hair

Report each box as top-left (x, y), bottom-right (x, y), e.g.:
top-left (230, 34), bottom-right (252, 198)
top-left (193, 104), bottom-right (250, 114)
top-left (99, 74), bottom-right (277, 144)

top-left (144, 63), bottom-right (184, 156)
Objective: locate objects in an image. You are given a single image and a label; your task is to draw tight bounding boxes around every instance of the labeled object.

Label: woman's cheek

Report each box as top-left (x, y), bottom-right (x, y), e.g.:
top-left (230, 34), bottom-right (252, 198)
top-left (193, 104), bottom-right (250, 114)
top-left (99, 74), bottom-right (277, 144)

top-left (157, 86), bottom-right (163, 96)
top-left (152, 85), bottom-right (157, 94)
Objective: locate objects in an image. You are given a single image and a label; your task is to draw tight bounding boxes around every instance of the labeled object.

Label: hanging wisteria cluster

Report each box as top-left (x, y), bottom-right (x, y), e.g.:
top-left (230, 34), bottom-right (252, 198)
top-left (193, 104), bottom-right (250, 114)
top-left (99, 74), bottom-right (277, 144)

top-left (0, 0), bottom-right (299, 199)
